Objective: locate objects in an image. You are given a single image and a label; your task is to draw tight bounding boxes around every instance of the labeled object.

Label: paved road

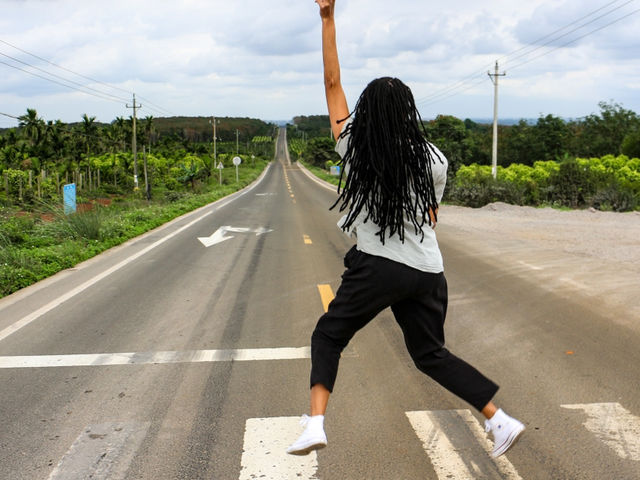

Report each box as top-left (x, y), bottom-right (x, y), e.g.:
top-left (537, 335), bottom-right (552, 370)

top-left (1, 129), bottom-right (639, 479)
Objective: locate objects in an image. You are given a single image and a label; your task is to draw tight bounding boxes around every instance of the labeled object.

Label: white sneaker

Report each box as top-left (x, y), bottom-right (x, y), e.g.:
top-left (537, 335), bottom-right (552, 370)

top-left (484, 409), bottom-right (525, 458)
top-left (286, 414), bottom-right (327, 455)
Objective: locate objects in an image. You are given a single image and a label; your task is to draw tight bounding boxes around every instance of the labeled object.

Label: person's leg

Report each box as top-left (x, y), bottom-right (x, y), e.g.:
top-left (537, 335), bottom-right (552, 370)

top-left (392, 272), bottom-right (524, 457)
top-left (311, 383), bottom-right (330, 416)
top-left (391, 272), bottom-right (499, 411)
top-left (288, 249), bottom-right (409, 455)
top-left (482, 401), bottom-right (498, 419)
top-left (482, 400), bottom-right (525, 457)
top-left (310, 247), bottom-right (408, 394)
top-left (286, 384), bottom-right (332, 456)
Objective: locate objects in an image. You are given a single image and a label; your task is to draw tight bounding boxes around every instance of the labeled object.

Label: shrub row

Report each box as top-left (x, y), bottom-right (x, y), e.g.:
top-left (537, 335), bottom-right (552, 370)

top-left (448, 155), bottom-right (640, 211)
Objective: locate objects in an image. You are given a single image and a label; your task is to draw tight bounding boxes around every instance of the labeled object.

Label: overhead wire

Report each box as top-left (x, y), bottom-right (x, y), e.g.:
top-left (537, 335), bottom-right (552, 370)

top-left (416, 0), bottom-right (638, 109)
top-left (507, 7), bottom-right (640, 72)
top-left (0, 59), bottom-right (130, 105)
top-left (0, 38), bottom-right (174, 117)
top-left (497, 0), bottom-right (633, 65)
top-left (502, 0), bottom-right (638, 69)
top-left (0, 38), bottom-right (133, 97)
top-left (0, 51), bottom-right (130, 104)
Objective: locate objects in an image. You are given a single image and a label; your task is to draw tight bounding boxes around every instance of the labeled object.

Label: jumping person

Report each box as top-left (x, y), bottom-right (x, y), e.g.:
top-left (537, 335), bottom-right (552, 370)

top-left (287, 0), bottom-right (525, 458)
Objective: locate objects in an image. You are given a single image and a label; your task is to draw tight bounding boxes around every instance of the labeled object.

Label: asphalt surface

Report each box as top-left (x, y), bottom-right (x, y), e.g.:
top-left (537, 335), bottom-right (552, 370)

top-left (1, 129), bottom-right (638, 479)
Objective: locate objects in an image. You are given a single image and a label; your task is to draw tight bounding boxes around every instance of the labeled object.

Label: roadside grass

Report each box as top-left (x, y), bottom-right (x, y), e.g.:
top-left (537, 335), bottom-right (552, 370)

top-left (0, 160), bottom-right (269, 299)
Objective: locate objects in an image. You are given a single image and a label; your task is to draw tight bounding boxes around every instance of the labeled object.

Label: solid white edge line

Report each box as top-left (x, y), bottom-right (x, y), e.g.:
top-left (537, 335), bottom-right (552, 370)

top-left (296, 161), bottom-right (339, 192)
top-left (0, 163), bottom-right (273, 343)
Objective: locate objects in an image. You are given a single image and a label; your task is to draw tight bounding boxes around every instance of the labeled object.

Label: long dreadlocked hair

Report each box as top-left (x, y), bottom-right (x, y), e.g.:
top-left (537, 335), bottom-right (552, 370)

top-left (331, 77), bottom-right (442, 244)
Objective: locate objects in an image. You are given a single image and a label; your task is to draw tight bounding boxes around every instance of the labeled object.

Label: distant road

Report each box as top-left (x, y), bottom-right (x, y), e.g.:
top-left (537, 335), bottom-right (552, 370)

top-left (1, 128), bottom-right (638, 479)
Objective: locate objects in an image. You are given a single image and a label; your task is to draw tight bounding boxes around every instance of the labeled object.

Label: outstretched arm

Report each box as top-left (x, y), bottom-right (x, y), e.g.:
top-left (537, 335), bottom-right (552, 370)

top-left (316, 0), bottom-right (349, 139)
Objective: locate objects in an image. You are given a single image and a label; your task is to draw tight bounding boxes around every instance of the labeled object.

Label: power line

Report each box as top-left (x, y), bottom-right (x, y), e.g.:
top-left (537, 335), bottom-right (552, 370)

top-left (502, 0), bottom-right (638, 69)
top-left (136, 94), bottom-right (175, 117)
top-left (0, 51), bottom-right (129, 103)
top-left (507, 7), bottom-right (640, 72)
top-left (0, 38), bottom-right (133, 96)
top-left (416, 0), bottom-right (639, 109)
top-left (0, 111), bottom-right (19, 120)
top-left (0, 59), bottom-right (130, 105)
top-left (418, 76), bottom-right (488, 109)
top-left (498, 0), bottom-right (633, 64)
top-left (0, 38), bottom-right (174, 116)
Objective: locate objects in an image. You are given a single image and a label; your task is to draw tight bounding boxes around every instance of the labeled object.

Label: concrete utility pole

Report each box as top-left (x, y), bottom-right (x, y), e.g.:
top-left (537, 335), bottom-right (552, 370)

top-left (126, 94), bottom-right (142, 190)
top-left (210, 116), bottom-right (219, 170)
top-left (488, 61), bottom-right (506, 179)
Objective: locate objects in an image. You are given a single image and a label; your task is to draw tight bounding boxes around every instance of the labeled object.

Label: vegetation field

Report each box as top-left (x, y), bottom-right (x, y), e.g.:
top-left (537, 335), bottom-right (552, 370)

top-left (289, 102), bottom-right (640, 211)
top-left (0, 110), bottom-right (275, 298)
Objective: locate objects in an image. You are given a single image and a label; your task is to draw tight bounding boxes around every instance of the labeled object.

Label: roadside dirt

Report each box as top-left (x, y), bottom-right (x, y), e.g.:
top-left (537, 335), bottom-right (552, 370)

top-left (439, 202), bottom-right (640, 329)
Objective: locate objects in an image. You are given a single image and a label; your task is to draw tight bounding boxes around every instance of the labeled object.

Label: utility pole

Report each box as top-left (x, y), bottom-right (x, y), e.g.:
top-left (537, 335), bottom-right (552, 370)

top-left (126, 93), bottom-right (142, 190)
top-left (488, 61), bottom-right (506, 179)
top-left (210, 116), bottom-right (219, 172)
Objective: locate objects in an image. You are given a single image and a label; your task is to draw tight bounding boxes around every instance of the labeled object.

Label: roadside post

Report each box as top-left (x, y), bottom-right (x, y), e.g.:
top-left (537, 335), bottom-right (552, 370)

top-left (233, 156), bottom-right (242, 183)
top-left (217, 161), bottom-right (224, 185)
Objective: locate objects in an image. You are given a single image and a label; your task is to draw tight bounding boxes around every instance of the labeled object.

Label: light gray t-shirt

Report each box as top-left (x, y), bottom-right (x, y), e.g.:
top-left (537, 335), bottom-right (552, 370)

top-left (335, 118), bottom-right (448, 273)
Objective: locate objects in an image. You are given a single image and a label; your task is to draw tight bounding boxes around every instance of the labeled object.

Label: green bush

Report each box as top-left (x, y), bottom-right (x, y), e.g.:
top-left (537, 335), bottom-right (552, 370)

top-left (449, 155), bottom-right (639, 210)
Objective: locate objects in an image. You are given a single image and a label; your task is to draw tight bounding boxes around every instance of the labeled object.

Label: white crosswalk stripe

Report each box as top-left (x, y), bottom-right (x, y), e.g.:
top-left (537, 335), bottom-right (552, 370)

top-left (239, 417), bottom-right (319, 480)
top-left (561, 402), bottom-right (640, 461)
top-left (406, 410), bottom-right (524, 480)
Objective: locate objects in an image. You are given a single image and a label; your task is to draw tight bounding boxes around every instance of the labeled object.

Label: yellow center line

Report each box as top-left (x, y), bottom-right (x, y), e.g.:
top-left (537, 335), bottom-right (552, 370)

top-left (317, 284), bottom-right (335, 313)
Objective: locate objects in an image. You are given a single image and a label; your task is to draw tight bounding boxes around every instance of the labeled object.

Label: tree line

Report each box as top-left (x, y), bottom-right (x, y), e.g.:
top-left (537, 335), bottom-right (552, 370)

top-left (289, 102), bottom-right (639, 170)
top-left (0, 109), bottom-right (276, 205)
top-left (288, 102), bottom-right (640, 211)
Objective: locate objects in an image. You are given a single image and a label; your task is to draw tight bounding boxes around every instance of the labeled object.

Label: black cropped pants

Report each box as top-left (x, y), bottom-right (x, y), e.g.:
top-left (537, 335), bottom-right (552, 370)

top-left (310, 246), bottom-right (499, 412)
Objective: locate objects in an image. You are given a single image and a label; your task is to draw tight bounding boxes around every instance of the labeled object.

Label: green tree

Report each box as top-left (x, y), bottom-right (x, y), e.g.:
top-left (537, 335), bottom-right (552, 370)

top-left (18, 108), bottom-right (45, 154)
top-left (303, 137), bottom-right (340, 167)
top-left (621, 131), bottom-right (640, 159)
top-left (576, 101), bottom-right (640, 157)
top-left (424, 115), bottom-right (470, 175)
top-left (143, 115), bottom-right (155, 149)
top-left (534, 114), bottom-right (569, 161)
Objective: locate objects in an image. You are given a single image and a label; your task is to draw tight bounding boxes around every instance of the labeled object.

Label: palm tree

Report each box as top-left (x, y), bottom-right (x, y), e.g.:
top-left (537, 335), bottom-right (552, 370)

top-left (18, 108), bottom-right (45, 155)
top-left (113, 116), bottom-right (127, 152)
top-left (80, 114), bottom-right (98, 155)
top-left (80, 114), bottom-right (98, 189)
top-left (104, 124), bottom-right (121, 187)
top-left (143, 115), bottom-right (155, 150)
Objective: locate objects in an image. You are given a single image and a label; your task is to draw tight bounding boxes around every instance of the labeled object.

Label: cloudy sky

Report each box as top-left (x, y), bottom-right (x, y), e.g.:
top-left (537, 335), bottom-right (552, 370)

top-left (1, 0), bottom-right (639, 127)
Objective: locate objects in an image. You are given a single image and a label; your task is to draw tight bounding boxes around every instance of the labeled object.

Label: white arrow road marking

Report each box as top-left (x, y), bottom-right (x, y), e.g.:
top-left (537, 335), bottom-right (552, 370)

top-left (198, 226), bottom-right (273, 247)
top-left (406, 410), bottom-right (524, 480)
top-left (48, 422), bottom-right (150, 480)
top-left (239, 417), bottom-right (319, 480)
top-left (561, 403), bottom-right (640, 461)
top-left (0, 163), bottom-right (272, 343)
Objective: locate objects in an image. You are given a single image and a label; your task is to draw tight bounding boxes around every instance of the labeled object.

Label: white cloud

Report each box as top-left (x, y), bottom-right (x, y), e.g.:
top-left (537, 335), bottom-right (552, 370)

top-left (0, 0), bottom-right (638, 124)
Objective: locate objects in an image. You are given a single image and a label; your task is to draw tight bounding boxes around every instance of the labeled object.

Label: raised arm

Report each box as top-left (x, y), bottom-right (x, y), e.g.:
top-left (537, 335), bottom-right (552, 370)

top-left (316, 0), bottom-right (349, 139)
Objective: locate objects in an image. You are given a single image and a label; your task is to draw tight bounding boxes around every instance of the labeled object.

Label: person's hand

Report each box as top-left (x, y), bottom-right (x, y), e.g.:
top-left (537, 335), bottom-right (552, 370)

top-left (315, 0), bottom-right (335, 19)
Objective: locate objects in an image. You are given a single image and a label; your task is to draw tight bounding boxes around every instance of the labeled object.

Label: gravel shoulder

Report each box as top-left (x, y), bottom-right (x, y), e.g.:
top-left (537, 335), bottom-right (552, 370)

top-left (439, 202), bottom-right (640, 330)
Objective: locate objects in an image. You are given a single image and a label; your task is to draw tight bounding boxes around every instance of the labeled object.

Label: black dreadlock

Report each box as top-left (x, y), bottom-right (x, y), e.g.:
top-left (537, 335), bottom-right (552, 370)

top-left (331, 77), bottom-right (442, 244)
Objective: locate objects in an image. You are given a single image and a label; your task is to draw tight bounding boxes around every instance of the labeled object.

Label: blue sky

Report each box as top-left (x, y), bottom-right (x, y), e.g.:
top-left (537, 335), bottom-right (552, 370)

top-left (1, 0), bottom-right (639, 126)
